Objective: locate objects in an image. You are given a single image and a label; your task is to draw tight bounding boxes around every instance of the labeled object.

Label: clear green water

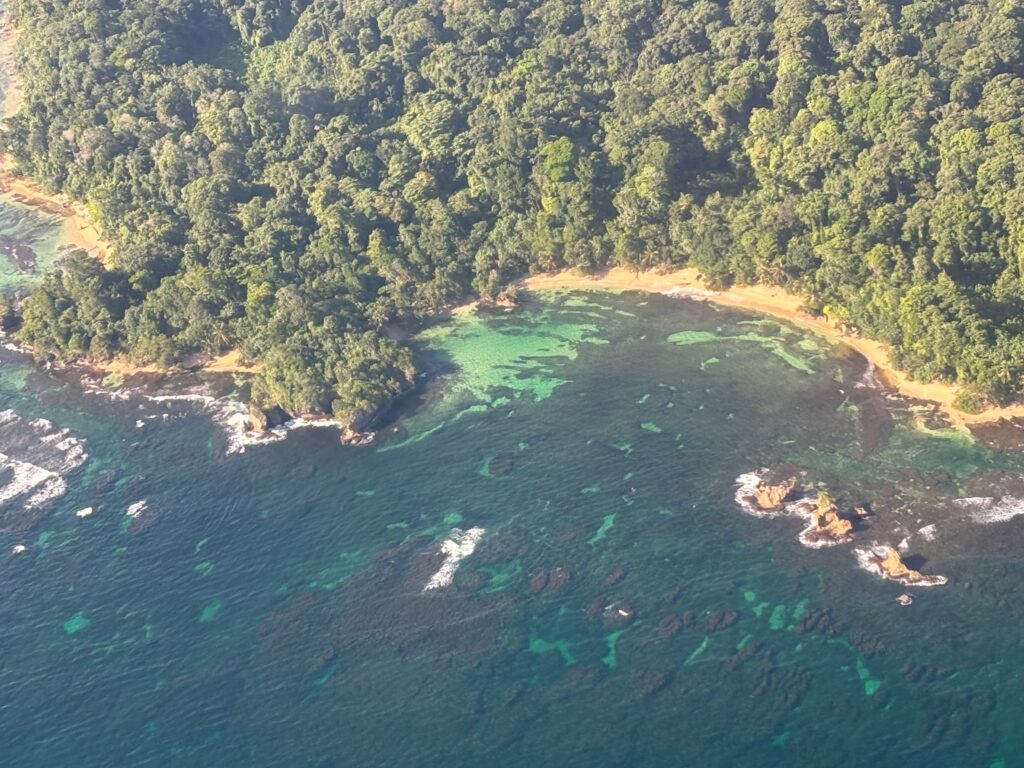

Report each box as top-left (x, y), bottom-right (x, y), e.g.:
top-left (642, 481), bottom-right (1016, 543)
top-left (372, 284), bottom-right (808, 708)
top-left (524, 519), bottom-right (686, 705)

top-left (1, 291), bottom-right (1023, 767)
top-left (0, 193), bottom-right (68, 291)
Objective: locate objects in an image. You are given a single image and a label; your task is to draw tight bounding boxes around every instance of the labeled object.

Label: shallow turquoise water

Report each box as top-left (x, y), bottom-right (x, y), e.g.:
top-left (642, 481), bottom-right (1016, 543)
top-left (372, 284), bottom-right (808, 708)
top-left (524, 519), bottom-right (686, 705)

top-left (0, 193), bottom-right (68, 291)
top-left (0, 291), bottom-right (1022, 767)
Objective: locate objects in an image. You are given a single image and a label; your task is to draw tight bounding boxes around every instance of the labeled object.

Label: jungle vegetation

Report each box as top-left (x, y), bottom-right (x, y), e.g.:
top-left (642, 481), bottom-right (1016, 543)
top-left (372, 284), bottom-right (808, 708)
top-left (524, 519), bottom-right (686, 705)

top-left (6, 0), bottom-right (1024, 417)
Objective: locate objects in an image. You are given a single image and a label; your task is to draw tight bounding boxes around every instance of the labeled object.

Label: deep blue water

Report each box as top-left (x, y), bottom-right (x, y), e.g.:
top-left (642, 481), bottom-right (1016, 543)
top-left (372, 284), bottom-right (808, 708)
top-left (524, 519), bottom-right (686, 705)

top-left (0, 291), bottom-right (1022, 767)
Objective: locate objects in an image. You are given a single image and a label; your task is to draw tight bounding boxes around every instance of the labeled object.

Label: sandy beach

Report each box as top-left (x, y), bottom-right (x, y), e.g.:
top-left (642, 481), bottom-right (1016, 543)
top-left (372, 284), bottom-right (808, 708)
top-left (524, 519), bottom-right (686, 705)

top-left (0, 21), bottom-right (110, 267)
top-left (520, 267), bottom-right (1024, 428)
top-left (0, 167), bottom-right (112, 266)
top-left (92, 349), bottom-right (262, 376)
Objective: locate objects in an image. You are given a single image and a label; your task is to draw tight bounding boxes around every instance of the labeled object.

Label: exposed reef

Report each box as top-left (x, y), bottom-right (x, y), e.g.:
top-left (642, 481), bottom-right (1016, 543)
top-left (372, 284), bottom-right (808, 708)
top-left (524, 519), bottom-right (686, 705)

top-left (735, 470), bottom-right (854, 548)
top-left (755, 476), bottom-right (796, 510)
top-left (853, 545), bottom-right (948, 587)
top-left (734, 469), bottom-right (948, 588)
top-left (797, 491), bottom-right (853, 548)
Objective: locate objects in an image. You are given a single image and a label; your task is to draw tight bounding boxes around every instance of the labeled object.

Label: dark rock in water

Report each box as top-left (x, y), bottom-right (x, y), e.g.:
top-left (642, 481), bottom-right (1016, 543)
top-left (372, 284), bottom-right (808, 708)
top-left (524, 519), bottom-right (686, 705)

top-left (900, 663), bottom-right (952, 684)
top-left (455, 570), bottom-right (488, 593)
top-left (602, 602), bottom-right (635, 628)
top-left (751, 665), bottom-right (812, 712)
top-left (250, 404), bottom-right (290, 432)
top-left (340, 427), bottom-right (375, 446)
top-left (501, 681), bottom-right (528, 708)
top-left (854, 392), bottom-right (894, 456)
top-left (585, 597), bottom-right (606, 618)
top-left (0, 236), bottom-right (37, 272)
top-left (90, 469), bottom-right (117, 495)
top-left (849, 629), bottom-right (886, 657)
top-left (626, 667), bottom-right (674, 700)
top-left (290, 463), bottom-right (316, 479)
top-left (679, 610), bottom-right (695, 628)
top-left (969, 417), bottom-right (1024, 451)
top-left (721, 639), bottom-right (769, 674)
top-left (488, 452), bottom-right (515, 476)
top-left (547, 665), bottom-right (604, 700)
top-left (527, 570), bottom-right (548, 593)
top-left (663, 585), bottom-right (684, 604)
top-left (548, 567), bottom-right (572, 591)
top-left (658, 613), bottom-right (685, 637)
top-left (795, 607), bottom-right (843, 637)
top-left (603, 567), bottom-right (627, 587)
top-left (705, 609), bottom-right (739, 632)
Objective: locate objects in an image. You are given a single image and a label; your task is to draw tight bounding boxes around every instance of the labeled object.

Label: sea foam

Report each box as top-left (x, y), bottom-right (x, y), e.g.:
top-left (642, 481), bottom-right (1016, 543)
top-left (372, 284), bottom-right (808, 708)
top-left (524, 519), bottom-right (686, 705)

top-left (953, 496), bottom-right (1024, 524)
top-left (423, 527), bottom-right (486, 591)
top-left (0, 411), bottom-right (87, 520)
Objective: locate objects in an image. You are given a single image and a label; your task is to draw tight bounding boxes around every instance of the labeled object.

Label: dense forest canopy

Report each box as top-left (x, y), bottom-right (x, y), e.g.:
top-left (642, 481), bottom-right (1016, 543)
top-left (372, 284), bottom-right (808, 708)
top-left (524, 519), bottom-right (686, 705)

top-left (6, 0), bottom-right (1024, 418)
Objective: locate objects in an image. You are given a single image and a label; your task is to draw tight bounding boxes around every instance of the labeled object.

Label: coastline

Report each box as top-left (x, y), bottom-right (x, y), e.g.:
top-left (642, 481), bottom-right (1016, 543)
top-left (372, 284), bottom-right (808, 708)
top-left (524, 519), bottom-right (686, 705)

top-left (90, 349), bottom-right (261, 376)
top-left (0, 19), bottom-right (111, 266)
top-left (0, 163), bottom-right (112, 266)
top-left (519, 267), bottom-right (1024, 429)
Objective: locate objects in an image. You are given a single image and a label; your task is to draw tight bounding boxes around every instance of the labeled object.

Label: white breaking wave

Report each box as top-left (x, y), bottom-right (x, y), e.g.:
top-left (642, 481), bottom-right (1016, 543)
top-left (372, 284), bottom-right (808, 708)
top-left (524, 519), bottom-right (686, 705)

top-left (953, 496), bottom-right (1024, 524)
top-left (210, 400), bottom-right (347, 454)
top-left (76, 507), bottom-right (94, 518)
top-left (0, 411), bottom-right (88, 520)
top-left (125, 500), bottom-right (148, 518)
top-left (855, 360), bottom-right (884, 390)
top-left (423, 527), bottom-right (486, 591)
top-left (663, 286), bottom-right (716, 300)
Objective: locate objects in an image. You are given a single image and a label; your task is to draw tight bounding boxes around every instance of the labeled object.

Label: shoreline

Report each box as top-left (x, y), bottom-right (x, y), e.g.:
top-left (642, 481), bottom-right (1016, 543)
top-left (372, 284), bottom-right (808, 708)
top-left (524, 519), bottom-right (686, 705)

top-left (0, 19), bottom-right (110, 266)
top-left (519, 267), bottom-right (1024, 429)
top-left (89, 349), bottom-right (262, 377)
top-left (0, 165), bottom-right (112, 266)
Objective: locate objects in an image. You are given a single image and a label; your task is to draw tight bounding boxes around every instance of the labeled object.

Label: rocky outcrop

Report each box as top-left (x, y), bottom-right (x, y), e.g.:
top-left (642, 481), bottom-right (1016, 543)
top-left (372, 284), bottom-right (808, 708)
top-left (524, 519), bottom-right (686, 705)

top-left (798, 491), bottom-right (854, 547)
top-left (340, 427), bottom-right (374, 446)
top-left (854, 545), bottom-right (948, 587)
top-left (755, 477), bottom-right (796, 510)
top-left (249, 403), bottom-right (290, 433)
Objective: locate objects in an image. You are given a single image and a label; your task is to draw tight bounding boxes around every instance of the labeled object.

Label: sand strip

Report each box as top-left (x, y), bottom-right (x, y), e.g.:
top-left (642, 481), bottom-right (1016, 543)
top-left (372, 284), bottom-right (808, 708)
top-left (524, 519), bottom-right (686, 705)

top-left (518, 267), bottom-right (1024, 428)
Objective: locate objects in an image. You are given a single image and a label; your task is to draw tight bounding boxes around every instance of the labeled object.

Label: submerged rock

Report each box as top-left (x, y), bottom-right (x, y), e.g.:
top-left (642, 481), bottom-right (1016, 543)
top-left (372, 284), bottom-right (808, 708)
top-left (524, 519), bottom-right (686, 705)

top-left (705, 609), bottom-right (739, 633)
top-left (854, 545), bottom-right (948, 587)
top-left (602, 602), bottom-right (635, 628)
top-left (658, 613), bottom-right (685, 637)
top-left (527, 570), bottom-right (548, 593)
top-left (603, 567), bottom-right (627, 587)
top-left (340, 427), bottom-right (375, 446)
top-left (548, 567), bottom-right (572, 591)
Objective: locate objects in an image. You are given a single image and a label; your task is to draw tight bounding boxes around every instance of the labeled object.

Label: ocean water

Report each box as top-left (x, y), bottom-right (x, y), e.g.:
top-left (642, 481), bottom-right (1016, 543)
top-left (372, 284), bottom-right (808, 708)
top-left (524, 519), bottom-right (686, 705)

top-left (1, 291), bottom-right (1023, 767)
